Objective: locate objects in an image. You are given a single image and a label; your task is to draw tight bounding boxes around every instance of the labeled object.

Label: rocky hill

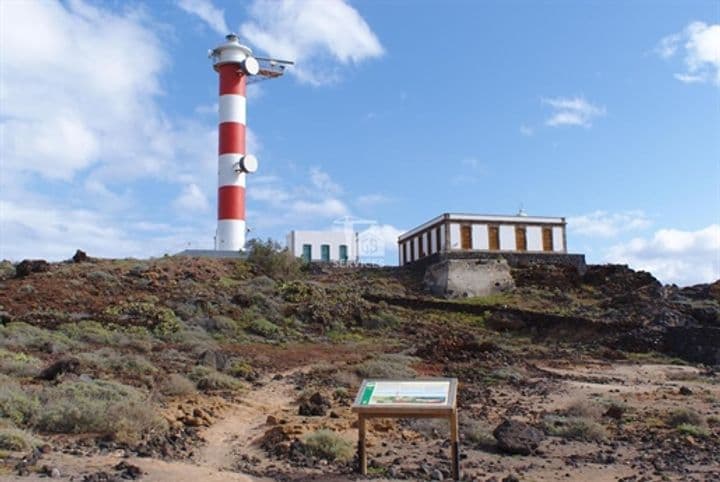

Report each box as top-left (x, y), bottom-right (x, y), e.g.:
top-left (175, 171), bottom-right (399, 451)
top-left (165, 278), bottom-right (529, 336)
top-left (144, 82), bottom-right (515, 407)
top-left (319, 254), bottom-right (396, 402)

top-left (0, 246), bottom-right (718, 481)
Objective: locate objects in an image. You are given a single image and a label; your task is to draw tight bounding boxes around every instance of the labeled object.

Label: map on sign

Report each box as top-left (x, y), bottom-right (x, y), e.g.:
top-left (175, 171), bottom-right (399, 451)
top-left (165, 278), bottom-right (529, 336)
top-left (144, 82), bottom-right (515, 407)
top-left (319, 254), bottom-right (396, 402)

top-left (357, 380), bottom-right (451, 406)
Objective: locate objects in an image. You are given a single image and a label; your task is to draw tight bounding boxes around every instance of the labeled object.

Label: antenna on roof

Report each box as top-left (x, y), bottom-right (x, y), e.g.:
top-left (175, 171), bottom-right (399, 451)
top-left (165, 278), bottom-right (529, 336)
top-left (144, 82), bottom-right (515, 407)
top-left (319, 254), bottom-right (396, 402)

top-left (517, 204), bottom-right (528, 217)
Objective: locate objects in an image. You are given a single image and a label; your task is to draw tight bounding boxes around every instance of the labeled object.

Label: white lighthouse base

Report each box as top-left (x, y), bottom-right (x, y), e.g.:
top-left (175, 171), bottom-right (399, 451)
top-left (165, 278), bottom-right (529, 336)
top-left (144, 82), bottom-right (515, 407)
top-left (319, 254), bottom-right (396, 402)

top-left (216, 219), bottom-right (246, 251)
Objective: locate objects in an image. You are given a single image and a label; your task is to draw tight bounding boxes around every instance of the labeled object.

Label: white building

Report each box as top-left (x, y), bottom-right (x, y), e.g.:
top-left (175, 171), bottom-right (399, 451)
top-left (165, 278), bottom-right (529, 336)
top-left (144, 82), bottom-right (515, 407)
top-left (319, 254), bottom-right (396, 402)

top-left (398, 213), bottom-right (567, 266)
top-left (286, 230), bottom-right (356, 263)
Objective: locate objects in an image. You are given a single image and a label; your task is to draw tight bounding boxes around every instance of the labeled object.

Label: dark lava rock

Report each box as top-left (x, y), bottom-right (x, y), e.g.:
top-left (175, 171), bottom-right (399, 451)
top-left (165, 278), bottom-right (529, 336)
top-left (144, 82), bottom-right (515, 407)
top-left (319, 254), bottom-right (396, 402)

top-left (493, 419), bottom-right (545, 455)
top-left (72, 249), bottom-right (89, 263)
top-left (679, 386), bottom-right (693, 396)
top-left (299, 392), bottom-right (330, 416)
top-left (15, 259), bottom-right (50, 278)
top-left (114, 461), bottom-right (142, 479)
top-left (604, 403), bottom-right (625, 420)
top-left (36, 358), bottom-right (81, 381)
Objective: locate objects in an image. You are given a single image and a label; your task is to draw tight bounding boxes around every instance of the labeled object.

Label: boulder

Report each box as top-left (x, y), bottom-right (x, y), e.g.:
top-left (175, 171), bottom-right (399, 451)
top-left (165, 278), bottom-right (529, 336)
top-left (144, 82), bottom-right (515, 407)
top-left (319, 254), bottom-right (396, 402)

top-left (493, 419), bottom-right (544, 455)
top-left (15, 259), bottom-right (50, 278)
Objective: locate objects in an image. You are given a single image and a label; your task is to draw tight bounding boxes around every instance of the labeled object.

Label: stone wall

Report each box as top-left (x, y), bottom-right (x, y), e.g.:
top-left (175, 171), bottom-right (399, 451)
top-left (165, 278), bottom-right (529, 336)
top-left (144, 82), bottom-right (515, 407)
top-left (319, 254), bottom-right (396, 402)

top-left (423, 258), bottom-right (515, 298)
top-left (407, 251), bottom-right (587, 275)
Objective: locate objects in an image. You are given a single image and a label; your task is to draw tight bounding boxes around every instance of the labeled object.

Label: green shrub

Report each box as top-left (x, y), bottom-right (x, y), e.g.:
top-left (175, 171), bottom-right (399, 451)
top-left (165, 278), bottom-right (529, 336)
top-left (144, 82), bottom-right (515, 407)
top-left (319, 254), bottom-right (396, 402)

top-left (227, 360), bottom-right (254, 379)
top-left (563, 399), bottom-right (604, 419)
top-left (248, 318), bottom-right (279, 338)
top-left (0, 377), bottom-right (39, 426)
top-left (544, 415), bottom-right (607, 442)
top-left (461, 418), bottom-right (496, 448)
top-left (159, 374), bottom-right (196, 397)
top-left (59, 321), bottom-right (116, 345)
top-left (103, 302), bottom-right (180, 337)
top-left (302, 429), bottom-right (353, 461)
top-left (0, 322), bottom-right (76, 352)
top-left (246, 238), bottom-right (302, 281)
top-left (0, 349), bottom-right (42, 377)
top-left (667, 408), bottom-right (704, 428)
top-left (189, 366), bottom-right (242, 392)
top-left (354, 354), bottom-right (418, 379)
top-left (36, 380), bottom-right (166, 443)
top-left (0, 427), bottom-right (40, 451)
top-left (676, 423), bottom-right (710, 437)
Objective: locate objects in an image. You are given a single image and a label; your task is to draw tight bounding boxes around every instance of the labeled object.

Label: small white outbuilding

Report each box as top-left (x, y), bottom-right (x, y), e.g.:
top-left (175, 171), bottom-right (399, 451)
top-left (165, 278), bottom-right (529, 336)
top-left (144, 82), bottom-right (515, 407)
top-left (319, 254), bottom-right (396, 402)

top-left (286, 230), bottom-right (356, 263)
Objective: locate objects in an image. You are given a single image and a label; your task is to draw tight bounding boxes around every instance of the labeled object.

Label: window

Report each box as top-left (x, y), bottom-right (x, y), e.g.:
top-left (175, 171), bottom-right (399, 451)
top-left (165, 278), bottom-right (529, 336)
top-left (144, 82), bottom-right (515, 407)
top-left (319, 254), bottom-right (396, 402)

top-left (515, 226), bottom-right (527, 251)
top-left (302, 244), bottom-right (312, 262)
top-left (542, 227), bottom-right (554, 252)
top-left (460, 225), bottom-right (472, 250)
top-left (339, 244), bottom-right (348, 263)
top-left (321, 244), bottom-right (330, 262)
top-left (488, 226), bottom-right (500, 251)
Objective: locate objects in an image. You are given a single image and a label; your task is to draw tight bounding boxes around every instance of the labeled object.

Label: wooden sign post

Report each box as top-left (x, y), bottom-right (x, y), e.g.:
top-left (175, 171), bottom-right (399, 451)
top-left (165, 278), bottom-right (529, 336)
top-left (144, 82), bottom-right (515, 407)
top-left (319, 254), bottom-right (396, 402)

top-left (351, 378), bottom-right (459, 480)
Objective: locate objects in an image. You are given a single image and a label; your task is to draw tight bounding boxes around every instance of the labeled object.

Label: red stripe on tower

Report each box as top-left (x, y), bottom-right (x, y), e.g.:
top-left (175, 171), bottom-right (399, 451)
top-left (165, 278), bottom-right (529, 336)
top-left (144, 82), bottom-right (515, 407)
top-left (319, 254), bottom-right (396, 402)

top-left (218, 186), bottom-right (246, 219)
top-left (219, 64), bottom-right (246, 96)
top-left (218, 122), bottom-right (245, 155)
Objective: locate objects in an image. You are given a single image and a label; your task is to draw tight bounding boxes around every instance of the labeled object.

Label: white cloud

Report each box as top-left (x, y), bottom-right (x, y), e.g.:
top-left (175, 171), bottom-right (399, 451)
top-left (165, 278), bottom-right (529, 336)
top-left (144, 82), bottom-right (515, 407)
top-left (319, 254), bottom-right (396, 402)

top-left (520, 124), bottom-right (534, 136)
top-left (356, 194), bottom-right (392, 207)
top-left (0, 0), bottom-right (175, 183)
top-left (606, 224), bottom-right (720, 286)
top-left (0, 199), bottom-right (213, 261)
top-left (309, 167), bottom-right (342, 194)
top-left (240, 0), bottom-right (384, 85)
top-left (174, 183), bottom-right (210, 212)
top-left (290, 198), bottom-right (348, 218)
top-left (568, 210), bottom-right (652, 238)
top-left (542, 96), bottom-right (606, 128)
top-left (658, 21), bottom-right (720, 85)
top-left (177, 0), bottom-right (229, 35)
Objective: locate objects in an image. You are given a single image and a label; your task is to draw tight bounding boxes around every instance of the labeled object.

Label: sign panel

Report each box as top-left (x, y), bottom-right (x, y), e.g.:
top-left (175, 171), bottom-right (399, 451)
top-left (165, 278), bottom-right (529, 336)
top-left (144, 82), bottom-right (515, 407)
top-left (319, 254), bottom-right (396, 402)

top-left (353, 379), bottom-right (455, 408)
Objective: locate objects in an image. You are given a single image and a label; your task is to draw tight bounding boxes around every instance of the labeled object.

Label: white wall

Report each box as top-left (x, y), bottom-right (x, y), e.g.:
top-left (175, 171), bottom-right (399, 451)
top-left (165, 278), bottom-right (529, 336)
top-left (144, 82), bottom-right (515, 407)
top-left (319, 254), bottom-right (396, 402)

top-left (440, 228), bottom-right (446, 251)
top-left (553, 226), bottom-right (565, 252)
top-left (526, 226), bottom-right (542, 251)
top-left (288, 230), bottom-right (355, 261)
top-left (472, 225), bottom-right (488, 250)
top-left (430, 229), bottom-right (437, 254)
top-left (449, 223), bottom-right (461, 249)
top-left (499, 225), bottom-right (515, 250)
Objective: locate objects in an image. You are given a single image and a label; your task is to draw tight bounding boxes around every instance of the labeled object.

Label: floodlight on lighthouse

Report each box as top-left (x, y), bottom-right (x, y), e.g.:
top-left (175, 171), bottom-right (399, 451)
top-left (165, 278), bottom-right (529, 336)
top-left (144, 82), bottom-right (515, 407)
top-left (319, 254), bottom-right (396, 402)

top-left (210, 33), bottom-right (293, 252)
top-left (233, 155), bottom-right (258, 174)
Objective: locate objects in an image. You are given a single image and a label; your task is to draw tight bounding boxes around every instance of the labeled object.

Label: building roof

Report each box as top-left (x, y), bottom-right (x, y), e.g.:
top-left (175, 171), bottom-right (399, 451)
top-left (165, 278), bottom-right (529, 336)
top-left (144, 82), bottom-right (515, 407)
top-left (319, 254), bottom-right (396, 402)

top-left (398, 213), bottom-right (566, 242)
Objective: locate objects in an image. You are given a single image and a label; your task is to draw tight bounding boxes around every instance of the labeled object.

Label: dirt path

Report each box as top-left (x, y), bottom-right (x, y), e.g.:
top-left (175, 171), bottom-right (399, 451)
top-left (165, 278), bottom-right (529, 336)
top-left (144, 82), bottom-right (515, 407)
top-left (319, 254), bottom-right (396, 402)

top-left (196, 370), bottom-right (301, 473)
top-left (3, 370), bottom-right (303, 482)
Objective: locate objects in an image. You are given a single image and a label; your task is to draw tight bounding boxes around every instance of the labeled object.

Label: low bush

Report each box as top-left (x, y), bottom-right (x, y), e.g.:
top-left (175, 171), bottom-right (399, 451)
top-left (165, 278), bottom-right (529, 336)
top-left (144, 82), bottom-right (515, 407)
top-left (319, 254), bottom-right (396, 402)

top-left (0, 348), bottom-right (42, 377)
top-left (667, 408), bottom-right (704, 428)
top-left (544, 415), bottom-right (607, 442)
top-left (246, 238), bottom-right (303, 281)
top-left (354, 354), bottom-right (418, 379)
top-left (36, 379), bottom-right (166, 444)
top-left (563, 399), bottom-right (605, 420)
top-left (461, 418), bottom-right (496, 448)
top-left (247, 318), bottom-right (280, 338)
top-left (676, 423), bottom-right (710, 437)
top-left (0, 426), bottom-right (40, 451)
top-left (302, 429), bottom-right (353, 461)
top-left (0, 322), bottom-right (76, 352)
top-left (0, 377), bottom-right (39, 425)
top-left (189, 366), bottom-right (242, 391)
top-left (159, 374), bottom-right (196, 397)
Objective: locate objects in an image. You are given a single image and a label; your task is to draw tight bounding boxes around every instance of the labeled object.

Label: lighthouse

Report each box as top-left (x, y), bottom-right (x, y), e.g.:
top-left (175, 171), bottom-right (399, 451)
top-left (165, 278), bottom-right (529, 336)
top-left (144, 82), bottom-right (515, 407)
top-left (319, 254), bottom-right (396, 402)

top-left (210, 34), bottom-right (257, 251)
top-left (208, 34), bottom-right (291, 251)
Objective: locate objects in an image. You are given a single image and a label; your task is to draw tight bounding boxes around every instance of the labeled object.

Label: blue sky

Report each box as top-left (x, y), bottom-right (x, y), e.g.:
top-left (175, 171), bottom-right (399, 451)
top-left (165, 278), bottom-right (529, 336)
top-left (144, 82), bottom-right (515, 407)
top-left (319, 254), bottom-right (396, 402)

top-left (1, 0), bottom-right (718, 285)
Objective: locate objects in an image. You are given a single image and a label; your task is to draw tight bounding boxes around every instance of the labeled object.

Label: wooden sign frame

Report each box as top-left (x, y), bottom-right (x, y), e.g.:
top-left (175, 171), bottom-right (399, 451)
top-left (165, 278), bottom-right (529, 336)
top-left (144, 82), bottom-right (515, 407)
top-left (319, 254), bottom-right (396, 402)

top-left (351, 378), bottom-right (460, 480)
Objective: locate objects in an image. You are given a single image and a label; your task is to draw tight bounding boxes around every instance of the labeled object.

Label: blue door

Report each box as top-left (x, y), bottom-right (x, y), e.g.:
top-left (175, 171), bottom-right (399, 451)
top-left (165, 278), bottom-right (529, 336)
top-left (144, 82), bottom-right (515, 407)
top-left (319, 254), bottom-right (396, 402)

top-left (321, 244), bottom-right (330, 262)
top-left (302, 244), bottom-right (312, 262)
top-left (339, 244), bottom-right (348, 264)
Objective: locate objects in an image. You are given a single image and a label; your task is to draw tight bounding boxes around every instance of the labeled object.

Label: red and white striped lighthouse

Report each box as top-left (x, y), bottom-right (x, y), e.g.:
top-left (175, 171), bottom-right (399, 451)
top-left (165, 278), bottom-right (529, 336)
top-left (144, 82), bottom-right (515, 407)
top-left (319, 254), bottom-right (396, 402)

top-left (210, 34), bottom-right (259, 251)
top-left (209, 34), bottom-right (291, 251)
